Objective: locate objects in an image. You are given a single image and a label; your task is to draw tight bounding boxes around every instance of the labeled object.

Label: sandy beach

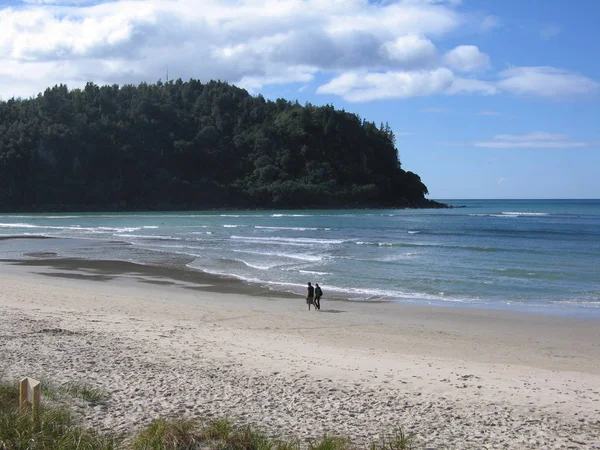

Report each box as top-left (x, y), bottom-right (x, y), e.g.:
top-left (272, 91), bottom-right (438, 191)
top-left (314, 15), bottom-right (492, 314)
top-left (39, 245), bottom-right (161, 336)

top-left (1, 257), bottom-right (599, 449)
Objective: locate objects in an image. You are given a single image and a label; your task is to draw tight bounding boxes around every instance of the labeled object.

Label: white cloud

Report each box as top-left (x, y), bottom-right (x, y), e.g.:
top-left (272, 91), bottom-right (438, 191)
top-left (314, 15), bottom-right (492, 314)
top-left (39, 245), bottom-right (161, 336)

top-left (478, 111), bottom-right (502, 116)
top-left (380, 35), bottom-right (437, 68)
top-left (0, 0), bottom-right (597, 105)
top-left (317, 69), bottom-right (451, 102)
top-left (497, 177), bottom-right (507, 184)
top-left (473, 132), bottom-right (599, 149)
top-left (443, 45), bottom-right (490, 72)
top-left (498, 67), bottom-right (599, 98)
top-left (317, 68), bottom-right (495, 102)
top-left (0, 0), bottom-right (472, 97)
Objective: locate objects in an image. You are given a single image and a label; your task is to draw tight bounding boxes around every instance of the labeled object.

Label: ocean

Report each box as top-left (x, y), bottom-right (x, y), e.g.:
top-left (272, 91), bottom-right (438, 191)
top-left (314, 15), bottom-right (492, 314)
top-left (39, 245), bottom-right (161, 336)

top-left (1, 199), bottom-right (599, 318)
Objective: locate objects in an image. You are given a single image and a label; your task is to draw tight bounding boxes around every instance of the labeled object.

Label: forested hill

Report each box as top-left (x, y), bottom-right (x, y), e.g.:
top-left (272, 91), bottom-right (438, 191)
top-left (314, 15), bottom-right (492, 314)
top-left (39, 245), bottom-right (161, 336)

top-left (0, 80), bottom-right (445, 211)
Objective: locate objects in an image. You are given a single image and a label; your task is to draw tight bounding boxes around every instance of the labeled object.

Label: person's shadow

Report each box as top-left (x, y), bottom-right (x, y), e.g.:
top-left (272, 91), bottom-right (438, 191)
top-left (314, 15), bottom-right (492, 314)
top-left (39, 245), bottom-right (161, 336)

top-left (318, 309), bottom-right (344, 314)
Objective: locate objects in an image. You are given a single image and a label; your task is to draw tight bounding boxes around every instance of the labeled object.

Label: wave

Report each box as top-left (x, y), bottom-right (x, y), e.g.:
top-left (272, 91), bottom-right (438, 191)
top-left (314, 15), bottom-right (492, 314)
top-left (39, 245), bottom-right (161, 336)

top-left (99, 227), bottom-right (142, 233)
top-left (233, 258), bottom-right (275, 270)
top-left (118, 234), bottom-right (183, 241)
top-left (1, 215), bottom-right (82, 219)
top-left (270, 214), bottom-right (311, 217)
top-left (255, 226), bottom-right (321, 231)
top-left (132, 242), bottom-right (196, 250)
top-left (407, 230), bottom-right (419, 234)
top-left (231, 249), bottom-right (323, 262)
top-left (219, 214), bottom-right (265, 218)
top-left (231, 235), bottom-right (346, 245)
top-left (0, 223), bottom-right (142, 233)
top-left (0, 223), bottom-right (41, 229)
top-left (377, 253), bottom-right (419, 262)
top-left (355, 241), bottom-right (500, 252)
top-left (298, 270), bottom-right (332, 275)
top-left (550, 299), bottom-right (600, 308)
top-left (502, 211), bottom-right (550, 216)
top-left (182, 259), bottom-right (482, 304)
top-left (469, 212), bottom-right (550, 218)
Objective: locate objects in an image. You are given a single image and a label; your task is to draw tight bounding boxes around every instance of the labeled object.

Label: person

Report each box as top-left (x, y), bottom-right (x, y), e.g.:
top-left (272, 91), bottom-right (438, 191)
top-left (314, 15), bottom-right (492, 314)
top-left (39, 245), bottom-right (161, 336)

top-left (314, 283), bottom-right (323, 310)
top-left (306, 282), bottom-right (315, 310)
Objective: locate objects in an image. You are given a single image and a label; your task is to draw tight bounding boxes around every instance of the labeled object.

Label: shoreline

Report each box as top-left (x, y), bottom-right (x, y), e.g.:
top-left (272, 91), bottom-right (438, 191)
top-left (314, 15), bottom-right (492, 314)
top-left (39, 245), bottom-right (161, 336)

top-left (1, 258), bottom-right (599, 449)
top-left (2, 233), bottom-right (600, 319)
top-left (0, 200), bottom-right (450, 214)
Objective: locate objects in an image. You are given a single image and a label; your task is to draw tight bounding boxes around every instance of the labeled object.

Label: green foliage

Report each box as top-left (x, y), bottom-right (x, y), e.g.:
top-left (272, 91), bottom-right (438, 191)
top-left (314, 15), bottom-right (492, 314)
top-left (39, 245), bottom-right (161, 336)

top-left (0, 393), bottom-right (117, 450)
top-left (130, 418), bottom-right (201, 450)
top-left (371, 427), bottom-right (416, 450)
top-left (39, 379), bottom-right (108, 403)
top-left (0, 80), bottom-right (440, 211)
top-left (62, 382), bottom-right (108, 403)
top-left (308, 435), bottom-right (350, 450)
top-left (202, 418), bottom-right (233, 441)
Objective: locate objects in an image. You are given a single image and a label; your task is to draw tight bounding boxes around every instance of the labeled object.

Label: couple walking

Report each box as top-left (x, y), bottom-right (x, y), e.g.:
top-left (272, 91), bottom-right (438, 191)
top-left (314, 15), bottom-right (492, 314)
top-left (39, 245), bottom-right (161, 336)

top-left (306, 282), bottom-right (323, 310)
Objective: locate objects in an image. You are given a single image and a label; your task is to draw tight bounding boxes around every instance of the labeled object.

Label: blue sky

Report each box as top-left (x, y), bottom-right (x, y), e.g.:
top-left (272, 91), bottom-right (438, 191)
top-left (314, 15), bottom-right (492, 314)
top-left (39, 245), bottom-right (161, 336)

top-left (0, 0), bottom-right (598, 199)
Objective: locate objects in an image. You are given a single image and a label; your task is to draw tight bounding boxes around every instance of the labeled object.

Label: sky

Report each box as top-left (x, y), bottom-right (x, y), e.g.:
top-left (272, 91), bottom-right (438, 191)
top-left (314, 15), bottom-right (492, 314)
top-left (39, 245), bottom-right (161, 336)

top-left (0, 0), bottom-right (598, 199)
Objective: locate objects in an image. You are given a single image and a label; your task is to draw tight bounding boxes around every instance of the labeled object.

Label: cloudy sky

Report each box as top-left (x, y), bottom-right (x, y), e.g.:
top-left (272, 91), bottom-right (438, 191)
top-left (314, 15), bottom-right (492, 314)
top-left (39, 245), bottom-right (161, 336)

top-left (1, 0), bottom-right (598, 199)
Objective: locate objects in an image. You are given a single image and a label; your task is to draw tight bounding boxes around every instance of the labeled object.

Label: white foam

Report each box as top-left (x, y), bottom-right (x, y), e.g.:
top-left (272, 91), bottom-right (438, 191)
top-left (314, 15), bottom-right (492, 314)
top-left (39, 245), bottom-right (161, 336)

top-left (407, 230), bottom-right (420, 234)
top-left (118, 234), bottom-right (183, 241)
top-left (2, 215), bottom-right (81, 219)
top-left (99, 227), bottom-right (143, 233)
top-left (255, 226), bottom-right (320, 231)
top-left (356, 241), bottom-right (403, 247)
top-left (232, 249), bottom-right (323, 261)
top-left (234, 258), bottom-right (275, 270)
top-left (501, 212), bottom-right (550, 216)
top-left (231, 235), bottom-right (345, 245)
top-left (0, 223), bottom-right (141, 233)
top-left (0, 223), bottom-right (41, 228)
top-left (298, 270), bottom-right (332, 275)
top-left (219, 214), bottom-right (266, 218)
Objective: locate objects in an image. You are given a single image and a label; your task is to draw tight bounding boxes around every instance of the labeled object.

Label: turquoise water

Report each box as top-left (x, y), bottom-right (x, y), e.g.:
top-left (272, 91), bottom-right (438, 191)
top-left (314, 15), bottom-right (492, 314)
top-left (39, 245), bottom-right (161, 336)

top-left (1, 200), bottom-right (599, 317)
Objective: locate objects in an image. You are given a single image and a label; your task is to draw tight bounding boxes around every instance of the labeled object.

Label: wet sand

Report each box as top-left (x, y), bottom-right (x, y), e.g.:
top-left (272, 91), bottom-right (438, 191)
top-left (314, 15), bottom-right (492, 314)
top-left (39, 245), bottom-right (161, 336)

top-left (1, 258), bottom-right (599, 449)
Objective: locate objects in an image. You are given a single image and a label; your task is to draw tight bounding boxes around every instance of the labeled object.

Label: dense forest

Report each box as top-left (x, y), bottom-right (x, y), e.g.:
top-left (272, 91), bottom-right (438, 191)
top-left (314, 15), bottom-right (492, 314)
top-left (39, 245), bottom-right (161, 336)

top-left (0, 79), bottom-right (444, 211)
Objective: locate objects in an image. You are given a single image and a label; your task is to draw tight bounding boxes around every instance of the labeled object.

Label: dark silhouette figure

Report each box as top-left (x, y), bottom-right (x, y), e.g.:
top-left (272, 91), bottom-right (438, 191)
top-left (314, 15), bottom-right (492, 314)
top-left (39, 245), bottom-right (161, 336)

top-left (314, 283), bottom-right (323, 310)
top-left (306, 282), bottom-right (315, 310)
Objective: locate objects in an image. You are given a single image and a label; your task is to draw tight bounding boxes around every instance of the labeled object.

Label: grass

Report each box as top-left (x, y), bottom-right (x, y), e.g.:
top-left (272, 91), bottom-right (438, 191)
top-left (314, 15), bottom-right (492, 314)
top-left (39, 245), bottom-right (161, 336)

top-left (38, 378), bottom-right (109, 403)
top-left (0, 381), bottom-right (117, 450)
top-left (371, 427), bottom-right (416, 450)
top-left (130, 418), bottom-right (201, 450)
top-left (61, 382), bottom-right (108, 403)
top-left (0, 380), bottom-right (417, 450)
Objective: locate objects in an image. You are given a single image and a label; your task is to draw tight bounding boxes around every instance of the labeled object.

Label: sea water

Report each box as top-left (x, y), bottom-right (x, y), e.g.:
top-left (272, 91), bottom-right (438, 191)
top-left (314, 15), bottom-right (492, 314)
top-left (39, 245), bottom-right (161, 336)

top-left (1, 199), bottom-right (599, 318)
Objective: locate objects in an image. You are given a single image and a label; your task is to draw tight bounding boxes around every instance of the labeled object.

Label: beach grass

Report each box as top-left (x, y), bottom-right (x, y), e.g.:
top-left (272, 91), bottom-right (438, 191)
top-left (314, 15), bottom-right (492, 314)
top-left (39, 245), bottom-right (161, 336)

top-left (38, 378), bottom-right (109, 404)
top-left (0, 380), bottom-right (416, 450)
top-left (62, 382), bottom-right (108, 403)
top-left (0, 381), bottom-right (118, 450)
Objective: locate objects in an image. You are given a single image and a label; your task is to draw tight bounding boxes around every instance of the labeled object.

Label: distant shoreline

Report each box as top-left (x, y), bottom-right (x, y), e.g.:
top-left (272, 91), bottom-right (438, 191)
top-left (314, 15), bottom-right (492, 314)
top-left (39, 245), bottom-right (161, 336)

top-left (0, 199), bottom-right (450, 213)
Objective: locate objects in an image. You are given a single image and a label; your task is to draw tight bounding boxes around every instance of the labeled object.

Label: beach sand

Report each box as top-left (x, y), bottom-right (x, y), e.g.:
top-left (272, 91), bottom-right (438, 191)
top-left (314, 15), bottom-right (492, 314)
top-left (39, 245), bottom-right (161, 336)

top-left (1, 258), bottom-right (599, 449)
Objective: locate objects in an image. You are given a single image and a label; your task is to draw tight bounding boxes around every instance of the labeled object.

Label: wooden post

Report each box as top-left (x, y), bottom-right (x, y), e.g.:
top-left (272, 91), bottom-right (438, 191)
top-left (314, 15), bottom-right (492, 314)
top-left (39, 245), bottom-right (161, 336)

top-left (19, 378), bottom-right (27, 412)
top-left (19, 377), bottom-right (41, 413)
